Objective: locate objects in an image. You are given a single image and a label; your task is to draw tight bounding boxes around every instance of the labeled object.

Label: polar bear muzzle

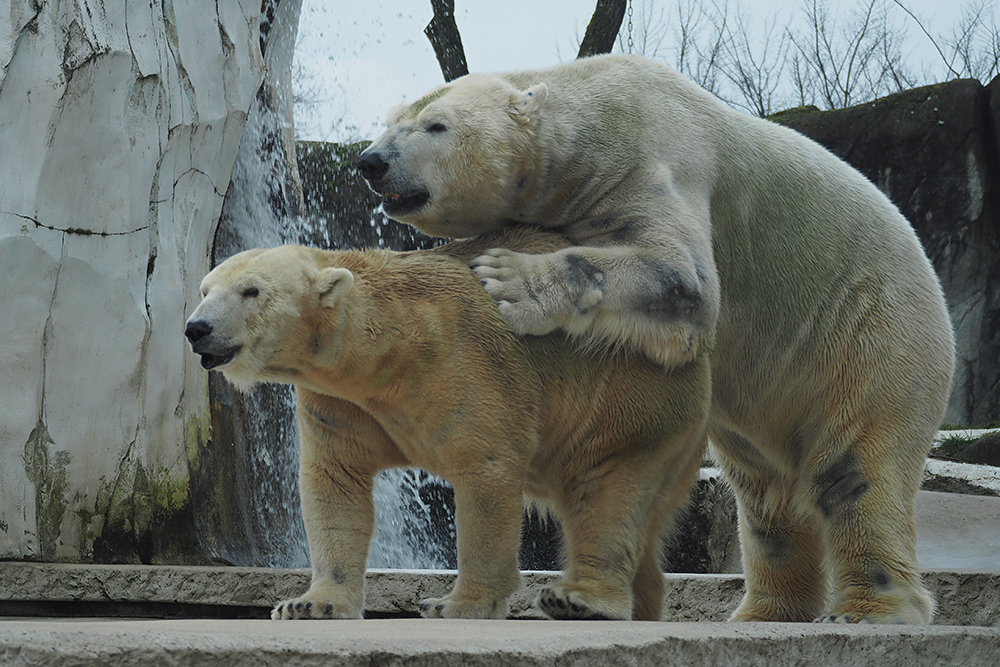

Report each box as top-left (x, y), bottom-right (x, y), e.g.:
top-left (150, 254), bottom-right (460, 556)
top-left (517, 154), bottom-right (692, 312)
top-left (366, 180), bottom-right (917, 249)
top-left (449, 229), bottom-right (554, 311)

top-left (185, 319), bottom-right (240, 370)
top-left (356, 149), bottom-right (430, 217)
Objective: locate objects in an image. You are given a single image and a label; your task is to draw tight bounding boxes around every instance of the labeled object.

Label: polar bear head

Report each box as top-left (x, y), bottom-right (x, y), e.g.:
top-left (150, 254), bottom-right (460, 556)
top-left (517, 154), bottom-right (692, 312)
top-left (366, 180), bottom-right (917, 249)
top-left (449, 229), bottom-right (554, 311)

top-left (185, 246), bottom-right (354, 390)
top-left (357, 74), bottom-right (547, 238)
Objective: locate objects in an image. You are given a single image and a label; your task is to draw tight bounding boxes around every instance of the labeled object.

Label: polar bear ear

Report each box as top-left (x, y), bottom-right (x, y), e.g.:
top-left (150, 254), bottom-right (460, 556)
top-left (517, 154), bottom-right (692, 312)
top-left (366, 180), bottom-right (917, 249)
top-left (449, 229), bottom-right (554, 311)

top-left (508, 83), bottom-right (548, 126)
top-left (386, 103), bottom-right (409, 125)
top-left (315, 267), bottom-right (355, 308)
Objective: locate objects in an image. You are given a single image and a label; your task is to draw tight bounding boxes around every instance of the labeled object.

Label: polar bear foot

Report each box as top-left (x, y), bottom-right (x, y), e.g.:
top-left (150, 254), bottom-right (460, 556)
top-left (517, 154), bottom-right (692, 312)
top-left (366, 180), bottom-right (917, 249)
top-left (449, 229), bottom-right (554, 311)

top-left (536, 583), bottom-right (630, 620)
top-left (813, 586), bottom-right (933, 625)
top-left (418, 594), bottom-right (509, 619)
top-left (271, 594), bottom-right (362, 620)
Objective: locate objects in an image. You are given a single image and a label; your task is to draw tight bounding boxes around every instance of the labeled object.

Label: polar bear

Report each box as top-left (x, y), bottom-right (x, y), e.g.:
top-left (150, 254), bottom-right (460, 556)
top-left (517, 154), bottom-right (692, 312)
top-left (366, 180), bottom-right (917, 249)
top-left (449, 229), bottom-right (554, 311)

top-left (356, 54), bottom-right (956, 624)
top-left (185, 226), bottom-right (710, 621)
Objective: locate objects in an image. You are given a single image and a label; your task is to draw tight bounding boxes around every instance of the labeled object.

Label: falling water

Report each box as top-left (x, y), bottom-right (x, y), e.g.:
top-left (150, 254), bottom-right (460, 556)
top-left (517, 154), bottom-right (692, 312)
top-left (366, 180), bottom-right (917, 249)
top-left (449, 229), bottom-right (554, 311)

top-left (208, 76), bottom-right (455, 571)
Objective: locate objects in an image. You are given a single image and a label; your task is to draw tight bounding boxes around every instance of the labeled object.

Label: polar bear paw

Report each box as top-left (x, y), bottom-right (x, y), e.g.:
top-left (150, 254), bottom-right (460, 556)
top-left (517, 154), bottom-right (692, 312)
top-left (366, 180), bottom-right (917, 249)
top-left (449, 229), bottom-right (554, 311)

top-left (536, 584), bottom-right (630, 620)
top-left (418, 594), bottom-right (508, 619)
top-left (271, 594), bottom-right (362, 620)
top-left (471, 249), bottom-right (564, 336)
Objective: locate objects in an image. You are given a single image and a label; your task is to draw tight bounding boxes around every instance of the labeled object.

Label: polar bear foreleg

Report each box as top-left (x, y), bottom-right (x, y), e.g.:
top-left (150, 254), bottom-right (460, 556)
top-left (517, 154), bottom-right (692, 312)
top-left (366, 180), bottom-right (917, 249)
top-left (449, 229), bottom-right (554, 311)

top-left (272, 393), bottom-right (407, 620)
top-left (472, 244), bottom-right (717, 368)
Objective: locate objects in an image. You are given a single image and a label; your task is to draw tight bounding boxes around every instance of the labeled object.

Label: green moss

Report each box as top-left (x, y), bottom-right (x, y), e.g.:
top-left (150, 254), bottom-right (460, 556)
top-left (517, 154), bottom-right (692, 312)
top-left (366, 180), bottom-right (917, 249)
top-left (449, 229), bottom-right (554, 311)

top-left (407, 86), bottom-right (450, 116)
top-left (23, 422), bottom-right (71, 560)
top-left (940, 421), bottom-right (1000, 430)
top-left (183, 408), bottom-right (212, 471)
top-left (149, 470), bottom-right (191, 514)
top-left (767, 105), bottom-right (820, 122)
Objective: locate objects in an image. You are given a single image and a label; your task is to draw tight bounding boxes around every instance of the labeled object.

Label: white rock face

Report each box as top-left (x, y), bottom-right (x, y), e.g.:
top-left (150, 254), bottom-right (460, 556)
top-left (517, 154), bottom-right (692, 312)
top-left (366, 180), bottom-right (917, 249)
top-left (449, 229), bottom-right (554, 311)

top-left (0, 0), bottom-right (264, 560)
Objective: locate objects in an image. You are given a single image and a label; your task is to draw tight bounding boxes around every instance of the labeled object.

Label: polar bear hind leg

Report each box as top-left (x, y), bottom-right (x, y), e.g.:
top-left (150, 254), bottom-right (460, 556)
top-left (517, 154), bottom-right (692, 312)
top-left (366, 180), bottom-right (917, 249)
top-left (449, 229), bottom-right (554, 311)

top-left (538, 407), bottom-right (708, 621)
top-left (713, 424), bottom-right (934, 624)
top-left (812, 428), bottom-right (933, 624)
top-left (713, 428), bottom-right (830, 622)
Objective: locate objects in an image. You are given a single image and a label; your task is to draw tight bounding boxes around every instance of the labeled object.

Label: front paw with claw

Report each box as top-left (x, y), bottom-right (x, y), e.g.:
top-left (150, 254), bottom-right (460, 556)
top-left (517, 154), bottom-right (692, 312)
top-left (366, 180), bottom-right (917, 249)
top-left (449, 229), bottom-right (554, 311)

top-left (418, 594), bottom-right (508, 619)
top-left (471, 249), bottom-right (563, 336)
top-left (271, 593), bottom-right (361, 620)
top-left (536, 583), bottom-right (631, 620)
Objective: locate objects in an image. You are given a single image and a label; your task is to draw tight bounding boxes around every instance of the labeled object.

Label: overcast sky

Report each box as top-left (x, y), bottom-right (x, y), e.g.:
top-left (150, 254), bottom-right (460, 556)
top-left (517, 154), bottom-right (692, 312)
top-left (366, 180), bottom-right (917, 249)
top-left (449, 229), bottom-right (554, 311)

top-left (293, 0), bottom-right (985, 142)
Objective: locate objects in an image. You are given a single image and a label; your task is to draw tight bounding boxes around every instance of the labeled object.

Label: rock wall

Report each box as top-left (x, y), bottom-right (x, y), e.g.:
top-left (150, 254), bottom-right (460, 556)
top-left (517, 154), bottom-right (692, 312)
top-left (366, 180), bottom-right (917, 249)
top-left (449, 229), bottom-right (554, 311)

top-left (0, 1), bottom-right (264, 562)
top-left (772, 77), bottom-right (1000, 426)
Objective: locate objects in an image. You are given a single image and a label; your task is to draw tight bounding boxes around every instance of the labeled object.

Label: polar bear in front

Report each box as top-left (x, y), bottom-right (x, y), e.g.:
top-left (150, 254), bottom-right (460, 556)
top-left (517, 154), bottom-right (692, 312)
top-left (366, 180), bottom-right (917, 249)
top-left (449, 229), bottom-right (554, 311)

top-left (357, 54), bottom-right (955, 623)
top-left (186, 227), bottom-right (709, 621)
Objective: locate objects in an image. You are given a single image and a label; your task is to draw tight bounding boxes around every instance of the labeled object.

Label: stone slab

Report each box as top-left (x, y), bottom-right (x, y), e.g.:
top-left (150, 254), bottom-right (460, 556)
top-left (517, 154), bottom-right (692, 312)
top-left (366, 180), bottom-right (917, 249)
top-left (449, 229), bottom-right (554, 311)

top-left (2, 564), bottom-right (998, 626)
top-left (924, 459), bottom-right (1000, 495)
top-left (1, 618), bottom-right (999, 667)
top-left (916, 491), bottom-right (1000, 570)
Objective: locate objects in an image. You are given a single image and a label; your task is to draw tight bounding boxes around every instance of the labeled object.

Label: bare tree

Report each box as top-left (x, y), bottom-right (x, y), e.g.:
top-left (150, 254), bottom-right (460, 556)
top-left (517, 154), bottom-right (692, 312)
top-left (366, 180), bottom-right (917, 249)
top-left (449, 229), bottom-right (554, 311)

top-left (614, 0), bottom-right (669, 58)
top-left (425, 0), bottom-right (469, 82)
top-left (789, 0), bottom-right (897, 109)
top-left (579, 0), bottom-right (629, 57)
top-left (722, 7), bottom-right (792, 115)
top-left (945, 0), bottom-right (1000, 80)
top-left (673, 0), bottom-right (729, 95)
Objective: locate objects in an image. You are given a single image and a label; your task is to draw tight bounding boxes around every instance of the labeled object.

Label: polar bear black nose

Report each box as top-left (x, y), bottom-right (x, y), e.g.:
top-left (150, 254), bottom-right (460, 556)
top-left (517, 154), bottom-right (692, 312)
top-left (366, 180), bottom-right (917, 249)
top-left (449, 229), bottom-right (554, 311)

top-left (185, 320), bottom-right (212, 344)
top-left (356, 151), bottom-right (389, 181)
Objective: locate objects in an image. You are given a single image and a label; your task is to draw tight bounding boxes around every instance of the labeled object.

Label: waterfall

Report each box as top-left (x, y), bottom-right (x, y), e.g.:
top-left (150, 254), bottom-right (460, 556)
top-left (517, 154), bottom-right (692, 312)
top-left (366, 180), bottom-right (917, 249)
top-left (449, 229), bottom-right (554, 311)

top-left (196, 0), bottom-right (456, 570)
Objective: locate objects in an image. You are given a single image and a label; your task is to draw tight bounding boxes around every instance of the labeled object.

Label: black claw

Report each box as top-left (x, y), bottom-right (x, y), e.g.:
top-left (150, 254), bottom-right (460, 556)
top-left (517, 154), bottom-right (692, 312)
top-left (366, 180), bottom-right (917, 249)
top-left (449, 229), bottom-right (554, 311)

top-left (305, 602), bottom-right (313, 611)
top-left (436, 604), bottom-right (445, 611)
top-left (295, 602), bottom-right (303, 611)
top-left (324, 604), bottom-right (334, 615)
top-left (277, 604), bottom-right (284, 613)
top-left (419, 602), bottom-right (432, 612)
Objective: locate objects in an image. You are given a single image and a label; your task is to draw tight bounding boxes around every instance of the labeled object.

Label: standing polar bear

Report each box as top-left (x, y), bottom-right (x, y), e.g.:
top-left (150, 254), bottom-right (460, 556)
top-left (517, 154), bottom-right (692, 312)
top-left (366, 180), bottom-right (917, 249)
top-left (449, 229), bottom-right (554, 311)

top-left (186, 227), bottom-right (710, 621)
top-left (358, 54), bottom-right (955, 624)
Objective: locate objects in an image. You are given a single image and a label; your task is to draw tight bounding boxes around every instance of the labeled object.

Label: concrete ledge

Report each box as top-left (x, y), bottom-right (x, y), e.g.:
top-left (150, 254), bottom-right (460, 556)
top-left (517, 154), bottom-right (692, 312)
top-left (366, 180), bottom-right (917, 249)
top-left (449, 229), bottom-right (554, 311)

top-left (1, 563), bottom-right (998, 625)
top-left (2, 618), bottom-right (999, 666)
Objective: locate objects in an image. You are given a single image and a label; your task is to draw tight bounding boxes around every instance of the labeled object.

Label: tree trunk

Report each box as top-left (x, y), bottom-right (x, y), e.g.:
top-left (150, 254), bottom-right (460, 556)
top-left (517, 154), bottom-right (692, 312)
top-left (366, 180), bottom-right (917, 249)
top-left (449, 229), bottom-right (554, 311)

top-left (0, 0), bottom-right (265, 563)
top-left (425, 0), bottom-right (469, 82)
top-left (578, 0), bottom-right (628, 58)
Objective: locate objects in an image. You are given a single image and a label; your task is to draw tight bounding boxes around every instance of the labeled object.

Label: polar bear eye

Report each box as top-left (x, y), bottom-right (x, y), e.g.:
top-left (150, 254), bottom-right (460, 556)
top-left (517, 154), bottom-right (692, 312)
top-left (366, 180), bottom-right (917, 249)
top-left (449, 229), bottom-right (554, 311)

top-left (426, 122), bottom-right (447, 134)
top-left (242, 286), bottom-right (260, 299)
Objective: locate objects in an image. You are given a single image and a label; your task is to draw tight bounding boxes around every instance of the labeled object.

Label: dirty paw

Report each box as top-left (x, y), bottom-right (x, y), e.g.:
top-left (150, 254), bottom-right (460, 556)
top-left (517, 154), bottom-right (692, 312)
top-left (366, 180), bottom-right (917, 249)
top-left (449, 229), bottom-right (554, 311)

top-left (814, 613), bottom-right (879, 624)
top-left (471, 249), bottom-right (560, 336)
top-left (536, 584), bottom-right (628, 620)
top-left (418, 594), bottom-right (507, 619)
top-left (271, 595), bottom-right (361, 620)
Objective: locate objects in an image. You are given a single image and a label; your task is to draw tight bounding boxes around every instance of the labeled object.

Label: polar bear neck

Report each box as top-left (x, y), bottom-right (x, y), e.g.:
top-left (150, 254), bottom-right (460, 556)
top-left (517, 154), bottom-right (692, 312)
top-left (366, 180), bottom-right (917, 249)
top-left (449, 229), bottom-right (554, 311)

top-left (499, 59), bottom-right (728, 232)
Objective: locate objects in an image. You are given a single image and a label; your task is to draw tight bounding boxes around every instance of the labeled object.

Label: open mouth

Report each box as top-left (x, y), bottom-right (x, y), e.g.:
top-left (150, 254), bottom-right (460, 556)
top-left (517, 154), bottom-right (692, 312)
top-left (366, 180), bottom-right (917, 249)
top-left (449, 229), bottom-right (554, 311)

top-left (197, 347), bottom-right (239, 370)
top-left (380, 190), bottom-right (429, 216)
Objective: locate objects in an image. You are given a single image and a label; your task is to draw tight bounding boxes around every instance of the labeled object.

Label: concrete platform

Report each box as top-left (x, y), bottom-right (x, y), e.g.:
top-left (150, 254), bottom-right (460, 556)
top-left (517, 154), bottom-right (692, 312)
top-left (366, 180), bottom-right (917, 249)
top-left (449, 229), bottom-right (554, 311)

top-left (2, 564), bottom-right (1000, 666)
top-left (3, 617), bottom-right (1000, 666)
top-left (2, 483), bottom-right (997, 665)
top-left (916, 491), bottom-right (1000, 570)
top-left (3, 563), bottom-right (999, 625)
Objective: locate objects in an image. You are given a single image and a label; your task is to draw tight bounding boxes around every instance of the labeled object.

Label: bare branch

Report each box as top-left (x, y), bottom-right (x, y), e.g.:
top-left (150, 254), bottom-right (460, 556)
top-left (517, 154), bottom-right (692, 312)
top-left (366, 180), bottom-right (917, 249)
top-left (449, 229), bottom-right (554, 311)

top-left (892, 0), bottom-right (962, 78)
